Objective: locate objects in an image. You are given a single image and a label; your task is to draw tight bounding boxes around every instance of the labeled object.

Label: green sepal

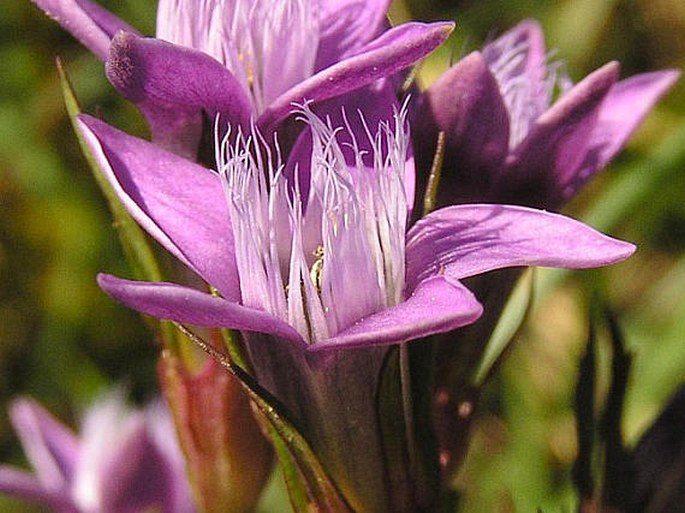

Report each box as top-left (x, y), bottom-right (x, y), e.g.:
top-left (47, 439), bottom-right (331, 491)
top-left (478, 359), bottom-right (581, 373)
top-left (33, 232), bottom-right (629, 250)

top-left (175, 324), bottom-right (353, 513)
top-left (474, 268), bottom-right (536, 386)
top-left (381, 345), bottom-right (442, 512)
top-left (268, 428), bottom-right (311, 512)
top-left (406, 342), bottom-right (442, 509)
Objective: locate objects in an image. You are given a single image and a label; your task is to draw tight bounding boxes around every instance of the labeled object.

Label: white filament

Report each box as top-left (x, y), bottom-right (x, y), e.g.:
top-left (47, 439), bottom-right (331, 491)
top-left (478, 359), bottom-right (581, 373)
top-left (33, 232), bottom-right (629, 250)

top-left (216, 105), bottom-right (409, 344)
top-left (483, 32), bottom-right (571, 150)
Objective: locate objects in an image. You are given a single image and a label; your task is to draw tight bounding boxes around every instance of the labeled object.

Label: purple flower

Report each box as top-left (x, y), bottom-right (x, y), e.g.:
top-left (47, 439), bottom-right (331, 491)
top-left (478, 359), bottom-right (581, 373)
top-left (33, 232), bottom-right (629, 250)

top-left (76, 103), bottom-right (633, 352)
top-left (31, 0), bottom-right (453, 158)
top-left (74, 103), bottom-right (635, 510)
top-left (413, 19), bottom-right (680, 210)
top-left (0, 393), bottom-right (195, 513)
top-left (410, 19), bottom-right (679, 480)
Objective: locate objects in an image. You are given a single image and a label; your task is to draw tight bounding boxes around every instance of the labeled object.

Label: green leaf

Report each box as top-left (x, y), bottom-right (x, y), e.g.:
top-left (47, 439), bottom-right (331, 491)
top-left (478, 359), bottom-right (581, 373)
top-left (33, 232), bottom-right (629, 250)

top-left (474, 268), bottom-right (536, 386)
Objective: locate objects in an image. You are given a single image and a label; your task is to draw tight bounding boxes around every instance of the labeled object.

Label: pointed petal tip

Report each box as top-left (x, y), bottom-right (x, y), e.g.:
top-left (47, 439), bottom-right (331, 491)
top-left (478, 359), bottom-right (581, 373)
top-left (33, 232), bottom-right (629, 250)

top-left (423, 20), bottom-right (456, 47)
top-left (659, 67), bottom-right (682, 83)
top-left (406, 204), bottom-right (637, 288)
top-left (561, 67), bottom-right (681, 200)
top-left (517, 18), bottom-right (544, 31)
top-left (30, 0), bottom-right (124, 61)
top-left (8, 398), bottom-right (40, 428)
top-left (584, 60), bottom-right (622, 91)
top-left (641, 68), bottom-right (681, 92)
top-left (502, 18), bottom-right (545, 42)
top-left (438, 20), bottom-right (456, 36)
top-left (258, 20), bottom-right (455, 131)
top-left (610, 239), bottom-right (637, 263)
top-left (97, 271), bottom-right (117, 291)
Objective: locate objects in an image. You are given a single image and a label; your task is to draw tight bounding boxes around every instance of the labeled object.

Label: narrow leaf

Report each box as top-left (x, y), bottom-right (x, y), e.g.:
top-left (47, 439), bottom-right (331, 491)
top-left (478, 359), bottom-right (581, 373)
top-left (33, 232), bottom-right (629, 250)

top-left (474, 268), bottom-right (536, 386)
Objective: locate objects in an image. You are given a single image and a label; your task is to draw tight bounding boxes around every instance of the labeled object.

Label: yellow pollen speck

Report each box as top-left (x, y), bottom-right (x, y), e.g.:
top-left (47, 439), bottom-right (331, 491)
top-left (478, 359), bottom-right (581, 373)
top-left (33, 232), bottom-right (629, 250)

top-left (309, 245), bottom-right (324, 294)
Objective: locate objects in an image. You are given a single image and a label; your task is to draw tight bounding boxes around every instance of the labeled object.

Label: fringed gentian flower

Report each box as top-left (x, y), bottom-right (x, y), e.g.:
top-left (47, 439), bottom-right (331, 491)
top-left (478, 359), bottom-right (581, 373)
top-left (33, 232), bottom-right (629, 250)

top-left (31, 0), bottom-right (452, 158)
top-left (0, 393), bottom-right (194, 513)
top-left (411, 19), bottom-right (679, 478)
top-left (413, 19), bottom-right (680, 210)
top-left (74, 102), bottom-right (634, 511)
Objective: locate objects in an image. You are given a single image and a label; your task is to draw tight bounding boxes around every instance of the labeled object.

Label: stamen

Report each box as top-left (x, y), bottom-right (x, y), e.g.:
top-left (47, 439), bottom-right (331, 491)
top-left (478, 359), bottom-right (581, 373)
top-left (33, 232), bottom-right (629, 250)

top-left (216, 104), bottom-right (409, 344)
top-left (309, 246), bottom-right (325, 295)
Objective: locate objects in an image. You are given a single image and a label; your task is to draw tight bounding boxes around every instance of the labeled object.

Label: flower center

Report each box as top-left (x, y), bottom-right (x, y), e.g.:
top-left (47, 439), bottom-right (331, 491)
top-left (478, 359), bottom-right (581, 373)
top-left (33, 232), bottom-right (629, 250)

top-left (216, 105), bottom-right (409, 344)
top-left (156, 0), bottom-right (320, 113)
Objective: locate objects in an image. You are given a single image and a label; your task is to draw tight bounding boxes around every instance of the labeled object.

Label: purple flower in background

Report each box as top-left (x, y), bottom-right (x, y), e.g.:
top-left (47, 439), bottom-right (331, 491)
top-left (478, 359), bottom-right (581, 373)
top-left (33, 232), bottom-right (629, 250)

top-left (0, 393), bottom-right (194, 513)
top-left (413, 19), bottom-right (680, 210)
top-left (31, 0), bottom-right (453, 157)
top-left (411, 19), bottom-right (678, 480)
top-left (75, 105), bottom-right (634, 352)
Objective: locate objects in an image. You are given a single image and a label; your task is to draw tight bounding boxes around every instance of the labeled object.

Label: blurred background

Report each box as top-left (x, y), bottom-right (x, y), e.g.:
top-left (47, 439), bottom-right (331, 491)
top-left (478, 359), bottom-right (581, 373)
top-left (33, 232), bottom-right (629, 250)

top-left (1, 0), bottom-right (683, 511)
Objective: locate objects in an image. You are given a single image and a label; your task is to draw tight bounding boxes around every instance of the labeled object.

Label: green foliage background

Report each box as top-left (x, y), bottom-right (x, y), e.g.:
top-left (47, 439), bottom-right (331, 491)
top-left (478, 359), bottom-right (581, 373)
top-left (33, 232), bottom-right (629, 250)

top-left (1, 0), bottom-right (683, 511)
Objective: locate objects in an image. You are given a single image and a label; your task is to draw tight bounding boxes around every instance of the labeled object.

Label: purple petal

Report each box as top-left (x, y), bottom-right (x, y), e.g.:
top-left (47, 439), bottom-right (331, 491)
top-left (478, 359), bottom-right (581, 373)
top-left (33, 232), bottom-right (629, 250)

top-left (97, 274), bottom-right (307, 349)
top-left (311, 276), bottom-right (483, 351)
top-left (315, 0), bottom-right (391, 70)
top-left (0, 467), bottom-right (77, 512)
top-left (9, 399), bottom-right (79, 489)
top-left (106, 32), bottom-right (253, 158)
top-left (97, 422), bottom-right (171, 513)
top-left (496, 62), bottom-right (620, 207)
top-left (258, 21), bottom-right (454, 132)
top-left (405, 204), bottom-right (636, 291)
top-left (566, 69), bottom-right (681, 199)
top-left (77, 114), bottom-right (240, 301)
top-left (483, 19), bottom-right (547, 78)
top-left (72, 395), bottom-right (161, 513)
top-left (412, 51), bottom-right (510, 203)
top-left (72, 0), bottom-right (140, 37)
top-left (143, 402), bottom-right (196, 513)
top-left (30, 0), bottom-right (139, 61)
